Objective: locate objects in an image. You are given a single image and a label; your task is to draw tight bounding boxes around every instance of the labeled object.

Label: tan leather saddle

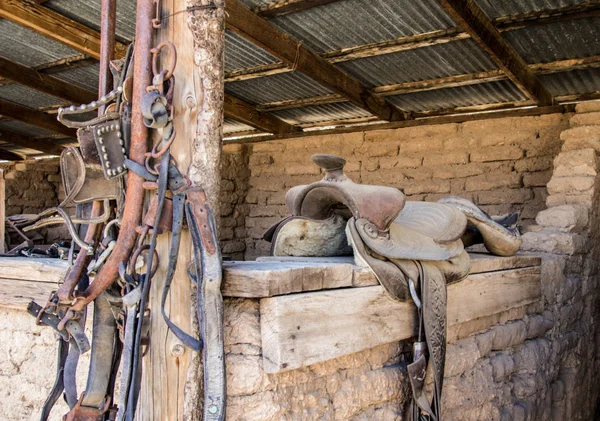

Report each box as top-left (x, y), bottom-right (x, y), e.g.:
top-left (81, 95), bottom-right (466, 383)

top-left (265, 154), bottom-right (522, 420)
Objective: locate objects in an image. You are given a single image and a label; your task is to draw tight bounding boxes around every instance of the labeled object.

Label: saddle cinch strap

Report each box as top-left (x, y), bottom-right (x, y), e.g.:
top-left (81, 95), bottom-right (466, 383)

top-left (266, 154), bottom-right (522, 420)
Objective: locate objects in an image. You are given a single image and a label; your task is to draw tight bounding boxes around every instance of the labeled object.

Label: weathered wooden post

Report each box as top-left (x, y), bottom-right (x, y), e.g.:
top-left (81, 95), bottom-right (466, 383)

top-left (139, 0), bottom-right (224, 419)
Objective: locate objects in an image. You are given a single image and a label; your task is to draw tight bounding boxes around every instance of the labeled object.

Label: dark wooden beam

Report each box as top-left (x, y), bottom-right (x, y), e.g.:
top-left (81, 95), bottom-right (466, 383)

top-left (0, 0), bottom-right (127, 60)
top-left (226, 2), bottom-right (600, 83)
top-left (225, 104), bottom-right (575, 144)
top-left (0, 100), bottom-right (75, 138)
top-left (0, 148), bottom-right (25, 161)
top-left (0, 57), bottom-right (96, 104)
top-left (438, 0), bottom-right (554, 105)
top-left (224, 94), bottom-right (301, 134)
top-left (225, 0), bottom-right (408, 121)
top-left (0, 129), bottom-right (65, 155)
top-left (254, 0), bottom-right (341, 18)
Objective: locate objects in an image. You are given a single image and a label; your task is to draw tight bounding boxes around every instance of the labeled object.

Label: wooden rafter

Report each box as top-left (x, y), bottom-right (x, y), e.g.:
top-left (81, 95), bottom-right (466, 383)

top-left (0, 148), bottom-right (25, 161)
top-left (0, 0), bottom-right (127, 60)
top-left (254, 0), bottom-right (341, 18)
top-left (0, 57), bottom-right (96, 104)
top-left (224, 94), bottom-right (300, 134)
top-left (226, 2), bottom-right (600, 83)
top-left (257, 55), bottom-right (600, 111)
top-left (438, 0), bottom-right (554, 105)
top-left (225, 0), bottom-right (408, 122)
top-left (0, 130), bottom-right (65, 155)
top-left (0, 100), bottom-right (75, 138)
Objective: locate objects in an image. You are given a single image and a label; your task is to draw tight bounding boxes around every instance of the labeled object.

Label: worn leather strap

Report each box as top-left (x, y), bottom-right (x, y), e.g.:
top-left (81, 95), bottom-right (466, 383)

top-left (160, 192), bottom-right (202, 350)
top-left (39, 338), bottom-right (68, 421)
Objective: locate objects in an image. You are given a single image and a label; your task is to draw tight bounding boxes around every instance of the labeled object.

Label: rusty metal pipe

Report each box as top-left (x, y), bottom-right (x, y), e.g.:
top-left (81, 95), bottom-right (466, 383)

top-left (71, 0), bottom-right (155, 312)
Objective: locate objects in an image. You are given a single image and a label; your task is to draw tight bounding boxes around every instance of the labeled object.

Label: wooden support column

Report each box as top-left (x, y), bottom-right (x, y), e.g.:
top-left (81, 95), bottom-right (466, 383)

top-left (0, 169), bottom-right (4, 253)
top-left (138, 0), bottom-right (225, 419)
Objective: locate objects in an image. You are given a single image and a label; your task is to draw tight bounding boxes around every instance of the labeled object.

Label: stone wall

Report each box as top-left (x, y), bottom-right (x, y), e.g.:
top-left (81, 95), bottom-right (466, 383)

top-left (242, 113), bottom-right (569, 260)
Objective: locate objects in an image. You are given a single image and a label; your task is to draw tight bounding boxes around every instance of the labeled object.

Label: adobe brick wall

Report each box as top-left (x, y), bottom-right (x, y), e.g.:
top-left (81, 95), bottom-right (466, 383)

top-left (240, 113), bottom-right (569, 260)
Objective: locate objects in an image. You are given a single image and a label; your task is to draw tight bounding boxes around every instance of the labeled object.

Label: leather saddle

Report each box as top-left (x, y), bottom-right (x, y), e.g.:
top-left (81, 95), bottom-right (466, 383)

top-left (265, 154), bottom-right (522, 420)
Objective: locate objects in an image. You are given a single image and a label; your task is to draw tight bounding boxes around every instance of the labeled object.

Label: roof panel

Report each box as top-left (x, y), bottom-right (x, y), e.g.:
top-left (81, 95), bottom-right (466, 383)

top-left (337, 39), bottom-right (497, 88)
top-left (225, 72), bottom-right (333, 105)
top-left (225, 30), bottom-right (280, 73)
top-left (44, 0), bottom-right (137, 42)
top-left (0, 119), bottom-right (55, 138)
top-left (0, 85), bottom-right (65, 109)
top-left (540, 68), bottom-right (600, 96)
top-left (476, 0), bottom-right (591, 19)
top-left (52, 64), bottom-right (100, 92)
top-left (267, 0), bottom-right (455, 53)
top-left (223, 117), bottom-right (258, 134)
top-left (272, 102), bottom-right (372, 125)
top-left (386, 80), bottom-right (527, 112)
top-left (0, 20), bottom-right (81, 67)
top-left (505, 17), bottom-right (600, 63)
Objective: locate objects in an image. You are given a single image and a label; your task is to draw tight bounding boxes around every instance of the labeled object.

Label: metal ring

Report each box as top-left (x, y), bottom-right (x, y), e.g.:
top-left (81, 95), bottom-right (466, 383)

top-left (151, 42), bottom-right (177, 80)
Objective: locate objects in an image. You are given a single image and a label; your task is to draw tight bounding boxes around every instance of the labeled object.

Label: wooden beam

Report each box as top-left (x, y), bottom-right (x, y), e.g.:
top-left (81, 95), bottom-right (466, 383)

top-left (0, 57), bottom-right (96, 104)
top-left (226, 2), bottom-right (600, 83)
top-left (254, 0), bottom-right (341, 18)
top-left (0, 130), bottom-right (65, 155)
top-left (438, 0), bottom-right (554, 105)
top-left (261, 265), bottom-right (541, 373)
top-left (224, 93), bottom-right (300, 134)
top-left (0, 100), bottom-right (76, 138)
top-left (0, 0), bottom-right (127, 60)
top-left (225, 103), bottom-right (575, 144)
top-left (0, 149), bottom-right (24, 161)
top-left (225, 0), bottom-right (408, 121)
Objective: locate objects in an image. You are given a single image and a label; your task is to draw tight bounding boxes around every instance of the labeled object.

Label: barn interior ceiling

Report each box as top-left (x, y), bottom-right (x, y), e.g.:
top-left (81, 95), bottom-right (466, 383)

top-left (0, 0), bottom-right (599, 158)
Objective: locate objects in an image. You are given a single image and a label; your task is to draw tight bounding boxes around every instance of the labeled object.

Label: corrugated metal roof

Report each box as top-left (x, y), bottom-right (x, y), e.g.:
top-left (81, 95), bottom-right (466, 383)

top-left (267, 0), bottom-right (456, 53)
top-left (0, 119), bottom-right (55, 138)
top-left (0, 20), bottom-right (81, 68)
top-left (540, 68), bottom-right (600, 96)
top-left (44, 0), bottom-right (137, 42)
top-left (386, 80), bottom-right (527, 112)
top-left (225, 30), bottom-right (280, 73)
top-left (0, 85), bottom-right (65, 109)
top-left (272, 102), bottom-right (372, 125)
top-left (477, 0), bottom-right (591, 19)
top-left (52, 64), bottom-right (100, 92)
top-left (223, 118), bottom-right (258, 134)
top-left (225, 72), bottom-right (333, 105)
top-left (505, 17), bottom-right (600, 64)
top-left (337, 39), bottom-right (497, 88)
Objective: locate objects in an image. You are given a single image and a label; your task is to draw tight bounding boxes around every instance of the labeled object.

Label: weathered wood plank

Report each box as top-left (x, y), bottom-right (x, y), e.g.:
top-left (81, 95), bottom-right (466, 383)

top-left (260, 266), bottom-right (542, 373)
top-left (225, 0), bottom-right (408, 122)
top-left (254, 0), bottom-right (341, 18)
top-left (224, 93), bottom-right (299, 134)
top-left (438, 0), bottom-right (554, 105)
top-left (0, 170), bottom-right (4, 253)
top-left (0, 149), bottom-right (24, 161)
top-left (0, 99), bottom-right (76, 137)
top-left (0, 278), bottom-right (57, 309)
top-left (0, 257), bottom-right (69, 283)
top-left (0, 0), bottom-right (127, 60)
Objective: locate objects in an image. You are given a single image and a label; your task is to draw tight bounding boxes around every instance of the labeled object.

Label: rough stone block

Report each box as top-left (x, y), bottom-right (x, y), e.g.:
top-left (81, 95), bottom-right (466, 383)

top-left (403, 179), bottom-right (450, 195)
top-left (514, 156), bottom-right (554, 172)
top-left (575, 100), bottom-right (600, 114)
top-left (422, 151), bottom-right (469, 166)
top-left (477, 188), bottom-right (533, 205)
top-left (445, 338), bottom-right (480, 378)
top-left (252, 141), bottom-right (284, 153)
top-left (285, 162), bottom-right (321, 176)
top-left (553, 148), bottom-right (598, 177)
top-left (491, 320), bottom-right (527, 350)
top-left (379, 154), bottom-right (422, 169)
top-left (356, 142), bottom-right (399, 157)
top-left (521, 230), bottom-right (586, 255)
top-left (523, 170), bottom-right (552, 187)
top-left (249, 153), bottom-right (274, 166)
top-left (569, 112), bottom-right (600, 127)
top-left (560, 126), bottom-right (600, 152)
top-left (546, 193), bottom-right (594, 208)
top-left (491, 354), bottom-right (516, 382)
top-left (535, 205), bottom-right (588, 232)
top-left (470, 145), bottom-right (523, 162)
top-left (465, 172), bottom-right (521, 191)
top-left (546, 176), bottom-right (595, 195)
